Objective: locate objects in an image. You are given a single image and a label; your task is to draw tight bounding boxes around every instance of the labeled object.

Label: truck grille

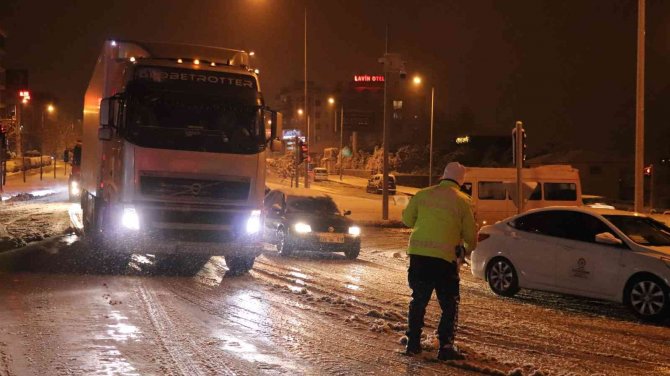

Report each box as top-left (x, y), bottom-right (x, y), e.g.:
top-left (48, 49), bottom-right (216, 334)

top-left (140, 176), bottom-right (250, 201)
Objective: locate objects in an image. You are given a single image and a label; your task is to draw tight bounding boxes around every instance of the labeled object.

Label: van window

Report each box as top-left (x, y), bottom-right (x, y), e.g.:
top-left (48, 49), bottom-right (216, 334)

top-left (478, 182), bottom-right (506, 200)
top-left (528, 183), bottom-right (542, 200)
top-left (461, 182), bottom-right (472, 197)
top-left (544, 183), bottom-right (577, 201)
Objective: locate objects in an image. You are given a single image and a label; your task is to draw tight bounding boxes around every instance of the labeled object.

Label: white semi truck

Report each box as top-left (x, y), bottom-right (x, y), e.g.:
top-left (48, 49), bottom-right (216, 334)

top-left (80, 39), bottom-right (281, 274)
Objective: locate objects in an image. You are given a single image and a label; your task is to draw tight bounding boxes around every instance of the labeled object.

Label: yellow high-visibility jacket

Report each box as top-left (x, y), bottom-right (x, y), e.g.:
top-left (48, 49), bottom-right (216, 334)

top-left (402, 180), bottom-right (477, 262)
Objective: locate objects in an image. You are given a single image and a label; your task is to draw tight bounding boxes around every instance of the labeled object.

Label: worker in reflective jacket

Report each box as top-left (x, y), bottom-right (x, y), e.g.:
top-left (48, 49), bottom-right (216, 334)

top-left (401, 161), bottom-right (476, 361)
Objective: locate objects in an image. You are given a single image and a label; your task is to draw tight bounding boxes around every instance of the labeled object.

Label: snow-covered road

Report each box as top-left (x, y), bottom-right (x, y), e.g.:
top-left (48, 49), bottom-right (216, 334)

top-left (1, 184), bottom-right (670, 375)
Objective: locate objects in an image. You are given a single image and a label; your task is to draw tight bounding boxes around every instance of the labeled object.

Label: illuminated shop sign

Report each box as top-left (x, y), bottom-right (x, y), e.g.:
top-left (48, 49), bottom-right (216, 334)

top-left (353, 75), bottom-right (385, 82)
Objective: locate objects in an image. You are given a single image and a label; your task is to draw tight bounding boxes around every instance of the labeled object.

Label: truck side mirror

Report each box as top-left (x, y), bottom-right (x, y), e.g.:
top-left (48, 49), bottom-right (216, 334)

top-left (98, 127), bottom-right (112, 141)
top-left (100, 98), bottom-right (111, 127)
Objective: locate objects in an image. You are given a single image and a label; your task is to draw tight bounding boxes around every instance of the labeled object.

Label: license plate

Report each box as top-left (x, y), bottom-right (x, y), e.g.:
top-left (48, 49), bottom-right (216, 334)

top-left (318, 233), bottom-right (345, 243)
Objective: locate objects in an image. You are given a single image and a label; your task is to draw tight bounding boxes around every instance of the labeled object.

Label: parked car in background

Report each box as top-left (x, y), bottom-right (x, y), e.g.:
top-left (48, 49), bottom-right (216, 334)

top-left (263, 189), bottom-right (361, 259)
top-left (366, 173), bottom-right (396, 195)
top-left (471, 206), bottom-right (670, 321)
top-left (313, 167), bottom-right (328, 182)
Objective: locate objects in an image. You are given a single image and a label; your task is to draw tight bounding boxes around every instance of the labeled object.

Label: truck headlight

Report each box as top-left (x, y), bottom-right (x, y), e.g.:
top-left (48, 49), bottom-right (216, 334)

top-left (70, 181), bottom-right (80, 196)
top-left (121, 207), bottom-right (140, 230)
top-left (348, 226), bottom-right (361, 236)
top-left (294, 223), bottom-right (312, 234)
top-left (246, 210), bottom-right (262, 234)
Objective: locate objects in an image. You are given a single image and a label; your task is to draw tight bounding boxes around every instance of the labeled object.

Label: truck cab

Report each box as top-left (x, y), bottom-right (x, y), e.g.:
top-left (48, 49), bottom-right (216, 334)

top-left (80, 40), bottom-right (281, 274)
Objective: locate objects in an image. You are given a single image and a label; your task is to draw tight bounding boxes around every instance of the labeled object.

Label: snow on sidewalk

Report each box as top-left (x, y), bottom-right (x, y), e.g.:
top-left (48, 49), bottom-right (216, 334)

top-left (1, 161), bottom-right (69, 201)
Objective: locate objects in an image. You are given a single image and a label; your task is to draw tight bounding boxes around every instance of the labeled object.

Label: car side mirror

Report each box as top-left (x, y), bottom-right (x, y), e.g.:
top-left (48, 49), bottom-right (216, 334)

top-left (343, 210), bottom-right (351, 216)
top-left (595, 232), bottom-right (623, 246)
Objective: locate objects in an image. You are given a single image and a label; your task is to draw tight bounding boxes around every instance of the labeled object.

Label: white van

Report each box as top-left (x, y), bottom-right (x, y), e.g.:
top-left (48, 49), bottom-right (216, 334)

top-left (460, 165), bottom-right (582, 227)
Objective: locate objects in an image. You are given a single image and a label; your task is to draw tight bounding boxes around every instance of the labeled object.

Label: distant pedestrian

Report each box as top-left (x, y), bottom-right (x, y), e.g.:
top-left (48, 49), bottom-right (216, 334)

top-left (401, 161), bottom-right (476, 361)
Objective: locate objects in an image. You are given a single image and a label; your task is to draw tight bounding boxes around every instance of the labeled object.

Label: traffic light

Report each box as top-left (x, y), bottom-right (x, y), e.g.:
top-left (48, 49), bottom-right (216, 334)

top-left (299, 140), bottom-right (309, 163)
top-left (512, 127), bottom-right (527, 165)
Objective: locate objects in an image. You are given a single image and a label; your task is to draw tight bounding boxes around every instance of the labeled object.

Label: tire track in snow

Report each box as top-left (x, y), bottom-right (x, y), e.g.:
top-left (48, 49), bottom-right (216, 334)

top-left (137, 280), bottom-right (237, 376)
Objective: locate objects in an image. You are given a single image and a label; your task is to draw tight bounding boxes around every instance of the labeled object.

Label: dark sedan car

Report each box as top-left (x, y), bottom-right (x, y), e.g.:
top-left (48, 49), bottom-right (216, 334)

top-left (263, 189), bottom-right (361, 259)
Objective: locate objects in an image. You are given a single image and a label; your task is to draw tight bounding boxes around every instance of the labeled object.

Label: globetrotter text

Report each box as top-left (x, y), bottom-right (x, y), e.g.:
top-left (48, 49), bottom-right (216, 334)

top-left (135, 68), bottom-right (256, 88)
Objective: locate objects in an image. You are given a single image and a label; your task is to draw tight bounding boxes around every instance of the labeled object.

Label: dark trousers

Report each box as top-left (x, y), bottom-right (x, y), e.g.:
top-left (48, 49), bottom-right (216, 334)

top-left (406, 254), bottom-right (460, 348)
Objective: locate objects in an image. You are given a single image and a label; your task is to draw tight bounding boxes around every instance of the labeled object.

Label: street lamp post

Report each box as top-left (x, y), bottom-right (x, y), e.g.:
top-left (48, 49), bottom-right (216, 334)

top-left (339, 106), bottom-right (344, 181)
top-left (413, 75), bottom-right (436, 186)
top-left (40, 105), bottom-right (55, 180)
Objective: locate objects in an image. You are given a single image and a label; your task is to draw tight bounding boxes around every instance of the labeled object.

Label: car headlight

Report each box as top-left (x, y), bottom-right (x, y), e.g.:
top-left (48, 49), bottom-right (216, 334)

top-left (70, 181), bottom-right (80, 195)
top-left (246, 210), bottom-right (262, 234)
top-left (294, 223), bottom-right (312, 234)
top-left (121, 206), bottom-right (140, 230)
top-left (348, 226), bottom-right (361, 236)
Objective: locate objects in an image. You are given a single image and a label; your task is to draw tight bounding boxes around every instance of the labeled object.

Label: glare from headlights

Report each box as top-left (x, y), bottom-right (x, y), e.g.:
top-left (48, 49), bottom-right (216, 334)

top-left (246, 210), bottom-right (262, 234)
top-left (121, 207), bottom-right (140, 230)
top-left (348, 226), bottom-right (361, 236)
top-left (294, 223), bottom-right (312, 233)
top-left (70, 181), bottom-right (80, 196)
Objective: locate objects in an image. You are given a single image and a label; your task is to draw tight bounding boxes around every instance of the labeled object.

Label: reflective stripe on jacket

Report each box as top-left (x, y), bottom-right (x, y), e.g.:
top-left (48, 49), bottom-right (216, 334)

top-left (402, 180), bottom-right (477, 262)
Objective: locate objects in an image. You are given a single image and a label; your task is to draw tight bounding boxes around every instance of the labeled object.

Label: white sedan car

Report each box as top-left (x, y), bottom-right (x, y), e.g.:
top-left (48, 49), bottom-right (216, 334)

top-left (471, 207), bottom-right (670, 321)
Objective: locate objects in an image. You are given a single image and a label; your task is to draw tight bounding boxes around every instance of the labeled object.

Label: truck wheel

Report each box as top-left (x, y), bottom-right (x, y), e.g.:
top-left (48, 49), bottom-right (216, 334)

top-left (225, 255), bottom-right (256, 275)
top-left (155, 254), bottom-right (210, 276)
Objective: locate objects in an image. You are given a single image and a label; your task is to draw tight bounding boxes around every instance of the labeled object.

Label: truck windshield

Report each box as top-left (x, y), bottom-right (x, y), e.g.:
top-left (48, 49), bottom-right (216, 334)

top-left (122, 70), bottom-right (264, 154)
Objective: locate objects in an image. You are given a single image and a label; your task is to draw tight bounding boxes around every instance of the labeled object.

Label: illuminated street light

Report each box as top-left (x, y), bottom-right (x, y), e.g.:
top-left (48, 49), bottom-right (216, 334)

top-left (413, 75), bottom-right (422, 85)
top-left (249, 51), bottom-right (256, 57)
top-left (328, 97), bottom-right (335, 105)
top-left (297, 108), bottom-right (304, 116)
top-left (47, 104), bottom-right (55, 113)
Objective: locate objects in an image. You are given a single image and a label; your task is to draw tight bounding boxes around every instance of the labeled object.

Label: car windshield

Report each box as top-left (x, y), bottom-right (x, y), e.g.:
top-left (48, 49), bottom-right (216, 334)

top-left (604, 215), bottom-right (670, 246)
top-left (287, 196), bottom-right (340, 215)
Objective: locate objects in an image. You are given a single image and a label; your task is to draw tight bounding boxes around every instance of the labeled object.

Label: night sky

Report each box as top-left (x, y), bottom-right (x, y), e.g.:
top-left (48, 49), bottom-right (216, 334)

top-left (1, 0), bottom-right (668, 158)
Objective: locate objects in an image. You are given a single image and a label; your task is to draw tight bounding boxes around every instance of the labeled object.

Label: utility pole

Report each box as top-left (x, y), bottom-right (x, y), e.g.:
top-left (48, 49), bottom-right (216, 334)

top-left (303, 7), bottom-right (310, 189)
top-left (339, 106), bottom-right (344, 181)
top-left (515, 121), bottom-right (524, 215)
top-left (428, 86), bottom-right (435, 186)
top-left (379, 38), bottom-right (405, 220)
top-left (304, 116), bottom-right (310, 188)
top-left (634, 0), bottom-right (646, 213)
top-left (40, 109), bottom-right (45, 181)
top-left (294, 135), bottom-right (299, 188)
top-left (15, 101), bottom-right (23, 157)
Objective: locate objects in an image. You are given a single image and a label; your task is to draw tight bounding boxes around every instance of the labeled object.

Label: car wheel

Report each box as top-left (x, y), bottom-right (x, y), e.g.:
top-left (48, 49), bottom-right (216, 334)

top-left (624, 275), bottom-right (670, 322)
top-left (344, 246), bottom-right (360, 260)
top-left (486, 258), bottom-right (520, 297)
top-left (276, 228), bottom-right (293, 256)
top-left (224, 254), bottom-right (256, 275)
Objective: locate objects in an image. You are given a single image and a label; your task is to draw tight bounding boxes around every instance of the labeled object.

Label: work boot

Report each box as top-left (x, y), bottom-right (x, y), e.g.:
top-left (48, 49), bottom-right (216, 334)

top-left (404, 337), bottom-right (422, 356)
top-left (437, 345), bottom-right (465, 361)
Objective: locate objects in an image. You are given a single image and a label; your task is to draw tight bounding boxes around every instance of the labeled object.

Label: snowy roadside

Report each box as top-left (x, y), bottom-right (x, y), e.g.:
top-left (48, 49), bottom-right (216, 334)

top-left (0, 162), bottom-right (73, 253)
